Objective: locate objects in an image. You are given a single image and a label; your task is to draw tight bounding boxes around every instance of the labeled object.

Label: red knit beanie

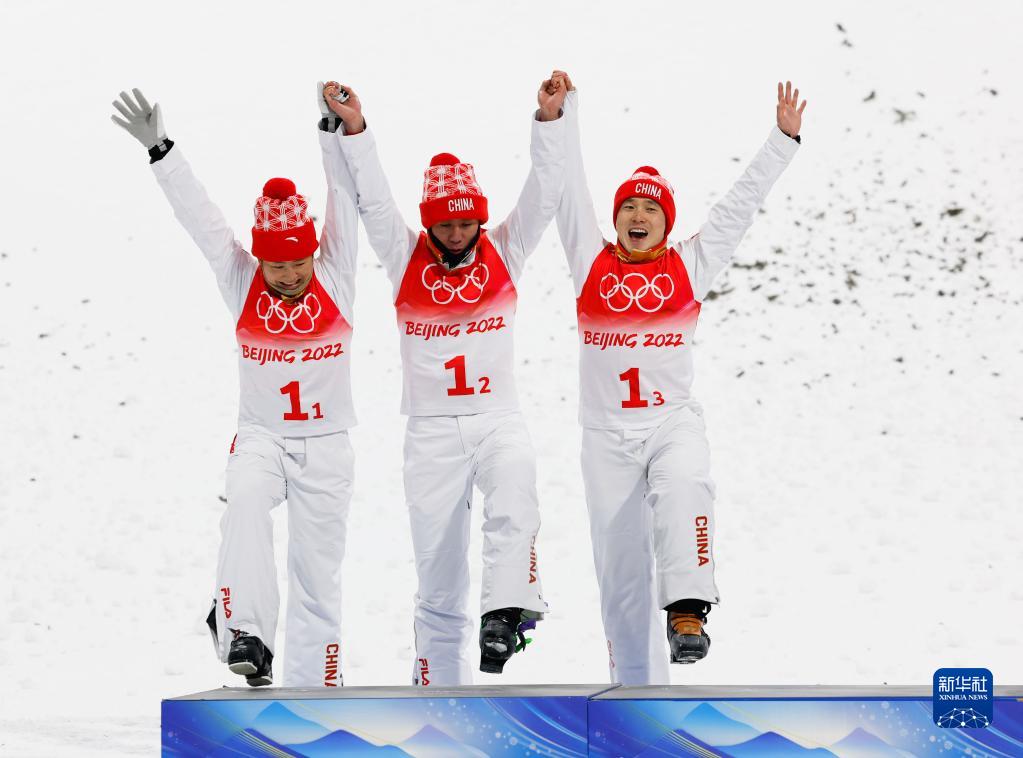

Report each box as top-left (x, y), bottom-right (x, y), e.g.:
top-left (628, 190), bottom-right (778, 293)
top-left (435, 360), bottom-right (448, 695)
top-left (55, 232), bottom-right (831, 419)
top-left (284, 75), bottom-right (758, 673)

top-left (251, 178), bottom-right (319, 262)
top-left (613, 166), bottom-right (677, 242)
top-left (419, 153), bottom-right (489, 229)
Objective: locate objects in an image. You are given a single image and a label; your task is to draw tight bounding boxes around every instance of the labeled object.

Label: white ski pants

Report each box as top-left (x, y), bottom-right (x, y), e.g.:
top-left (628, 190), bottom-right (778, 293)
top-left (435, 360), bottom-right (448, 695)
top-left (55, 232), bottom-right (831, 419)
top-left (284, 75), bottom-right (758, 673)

top-left (582, 406), bottom-right (720, 685)
top-left (212, 428), bottom-right (354, 687)
top-left (404, 410), bottom-right (546, 686)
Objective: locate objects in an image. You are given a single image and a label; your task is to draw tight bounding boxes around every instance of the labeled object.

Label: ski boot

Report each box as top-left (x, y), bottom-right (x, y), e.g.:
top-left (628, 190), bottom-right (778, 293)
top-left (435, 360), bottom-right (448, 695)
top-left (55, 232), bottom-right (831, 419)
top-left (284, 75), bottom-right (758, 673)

top-left (228, 632), bottom-right (274, 687)
top-left (479, 607), bottom-right (536, 674)
top-left (666, 600), bottom-right (711, 664)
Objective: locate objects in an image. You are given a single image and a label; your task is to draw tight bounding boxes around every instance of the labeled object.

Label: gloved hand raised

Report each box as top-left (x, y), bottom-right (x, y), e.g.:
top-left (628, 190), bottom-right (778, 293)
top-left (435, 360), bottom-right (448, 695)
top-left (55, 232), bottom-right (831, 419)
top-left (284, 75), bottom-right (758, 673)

top-left (111, 89), bottom-right (168, 152)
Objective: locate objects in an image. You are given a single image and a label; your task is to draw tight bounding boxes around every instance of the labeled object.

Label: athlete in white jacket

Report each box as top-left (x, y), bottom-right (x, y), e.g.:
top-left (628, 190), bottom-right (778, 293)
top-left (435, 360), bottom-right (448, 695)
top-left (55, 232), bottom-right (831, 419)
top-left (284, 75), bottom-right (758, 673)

top-left (111, 87), bottom-right (360, 687)
top-left (554, 75), bottom-right (806, 685)
top-left (322, 77), bottom-right (567, 684)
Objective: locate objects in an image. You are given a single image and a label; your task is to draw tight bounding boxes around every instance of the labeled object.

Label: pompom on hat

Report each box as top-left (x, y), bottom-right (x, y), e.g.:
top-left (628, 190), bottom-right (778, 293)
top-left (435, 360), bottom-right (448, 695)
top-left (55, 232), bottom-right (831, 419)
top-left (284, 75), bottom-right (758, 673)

top-left (613, 166), bottom-right (677, 242)
top-left (251, 178), bottom-right (319, 262)
top-left (419, 153), bottom-right (489, 228)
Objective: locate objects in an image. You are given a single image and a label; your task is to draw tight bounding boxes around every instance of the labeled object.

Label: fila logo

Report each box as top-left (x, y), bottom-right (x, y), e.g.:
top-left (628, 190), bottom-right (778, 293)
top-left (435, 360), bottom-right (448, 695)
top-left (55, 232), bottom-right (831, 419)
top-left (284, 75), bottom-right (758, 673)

top-left (285, 236), bottom-right (300, 242)
top-left (417, 657), bottom-right (430, 686)
top-left (635, 182), bottom-right (662, 199)
top-left (695, 516), bottom-right (710, 567)
top-left (528, 536), bottom-right (538, 584)
top-left (448, 198), bottom-right (474, 212)
top-left (220, 587), bottom-right (232, 619)
top-left (324, 643), bottom-right (340, 687)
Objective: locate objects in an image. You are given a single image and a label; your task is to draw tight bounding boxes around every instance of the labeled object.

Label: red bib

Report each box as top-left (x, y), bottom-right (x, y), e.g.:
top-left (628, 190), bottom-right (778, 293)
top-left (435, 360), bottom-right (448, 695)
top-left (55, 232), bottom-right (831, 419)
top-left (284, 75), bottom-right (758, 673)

top-left (234, 270), bottom-right (355, 434)
top-left (578, 245), bottom-right (700, 329)
top-left (236, 270), bottom-right (347, 343)
top-left (392, 232), bottom-right (520, 416)
top-left (396, 233), bottom-right (516, 319)
top-left (575, 245), bottom-right (702, 429)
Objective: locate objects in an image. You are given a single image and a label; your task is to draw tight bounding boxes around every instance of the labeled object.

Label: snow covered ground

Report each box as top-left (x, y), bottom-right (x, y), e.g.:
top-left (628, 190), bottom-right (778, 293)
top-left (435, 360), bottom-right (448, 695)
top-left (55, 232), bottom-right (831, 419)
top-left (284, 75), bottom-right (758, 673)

top-left (1, 0), bottom-right (1021, 754)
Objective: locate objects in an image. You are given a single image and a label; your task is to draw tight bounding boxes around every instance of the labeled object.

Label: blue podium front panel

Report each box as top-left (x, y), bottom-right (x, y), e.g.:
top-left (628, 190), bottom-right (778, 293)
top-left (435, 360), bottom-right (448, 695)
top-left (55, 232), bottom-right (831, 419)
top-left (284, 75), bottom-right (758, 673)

top-left (588, 686), bottom-right (1023, 757)
top-left (162, 684), bottom-right (611, 757)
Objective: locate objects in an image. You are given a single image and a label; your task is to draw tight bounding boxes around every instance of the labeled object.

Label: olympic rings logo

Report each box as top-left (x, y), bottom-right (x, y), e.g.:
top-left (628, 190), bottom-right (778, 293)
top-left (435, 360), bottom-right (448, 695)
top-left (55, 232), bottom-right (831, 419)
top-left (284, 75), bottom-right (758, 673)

top-left (421, 262), bottom-right (490, 305)
top-left (254, 291), bottom-right (322, 334)
top-left (598, 272), bottom-right (675, 313)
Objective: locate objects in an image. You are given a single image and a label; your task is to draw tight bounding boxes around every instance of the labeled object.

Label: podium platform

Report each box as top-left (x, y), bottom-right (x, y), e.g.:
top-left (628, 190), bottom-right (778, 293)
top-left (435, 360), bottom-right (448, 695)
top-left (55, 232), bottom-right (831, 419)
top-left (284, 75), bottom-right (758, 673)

top-left (162, 684), bottom-right (1023, 756)
top-left (589, 686), bottom-right (1023, 757)
top-left (162, 684), bottom-right (608, 757)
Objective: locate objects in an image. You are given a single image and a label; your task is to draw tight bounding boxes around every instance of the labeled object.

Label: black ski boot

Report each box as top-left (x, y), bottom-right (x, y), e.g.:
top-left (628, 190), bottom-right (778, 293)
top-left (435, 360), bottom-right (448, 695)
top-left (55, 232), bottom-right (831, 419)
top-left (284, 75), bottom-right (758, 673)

top-left (666, 600), bottom-right (711, 664)
top-left (479, 607), bottom-right (535, 674)
top-left (228, 633), bottom-right (274, 687)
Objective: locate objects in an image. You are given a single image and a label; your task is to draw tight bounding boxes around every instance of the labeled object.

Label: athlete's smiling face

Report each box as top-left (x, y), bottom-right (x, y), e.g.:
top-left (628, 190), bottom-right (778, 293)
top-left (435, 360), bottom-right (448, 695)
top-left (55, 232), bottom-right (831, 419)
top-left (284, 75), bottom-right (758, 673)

top-left (615, 197), bottom-right (666, 253)
top-left (431, 220), bottom-right (480, 254)
top-left (260, 257), bottom-right (314, 299)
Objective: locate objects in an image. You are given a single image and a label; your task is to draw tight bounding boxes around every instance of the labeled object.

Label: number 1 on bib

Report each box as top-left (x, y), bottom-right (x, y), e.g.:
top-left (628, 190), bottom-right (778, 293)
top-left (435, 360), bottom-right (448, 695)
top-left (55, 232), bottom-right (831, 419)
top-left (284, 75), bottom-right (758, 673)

top-left (280, 381), bottom-right (324, 421)
top-left (445, 355), bottom-right (491, 397)
top-left (618, 367), bottom-right (664, 409)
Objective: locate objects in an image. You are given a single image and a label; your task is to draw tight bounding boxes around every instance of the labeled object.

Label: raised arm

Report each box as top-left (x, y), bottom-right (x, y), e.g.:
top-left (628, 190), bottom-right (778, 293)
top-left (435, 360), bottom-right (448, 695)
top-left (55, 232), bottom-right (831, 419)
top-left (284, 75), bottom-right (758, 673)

top-left (487, 73), bottom-right (568, 283)
top-left (678, 81), bottom-right (806, 301)
top-left (553, 75), bottom-right (606, 296)
top-left (315, 81), bottom-right (360, 318)
top-left (112, 89), bottom-right (254, 317)
top-left (327, 85), bottom-right (418, 295)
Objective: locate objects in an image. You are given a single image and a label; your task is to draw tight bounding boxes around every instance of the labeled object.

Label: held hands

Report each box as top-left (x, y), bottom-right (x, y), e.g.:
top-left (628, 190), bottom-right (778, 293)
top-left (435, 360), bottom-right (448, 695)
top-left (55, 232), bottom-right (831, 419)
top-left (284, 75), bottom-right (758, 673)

top-left (322, 81), bottom-right (365, 135)
top-left (538, 70), bottom-right (572, 121)
top-left (549, 70), bottom-right (575, 92)
top-left (111, 88), bottom-right (168, 150)
top-left (776, 81), bottom-right (807, 138)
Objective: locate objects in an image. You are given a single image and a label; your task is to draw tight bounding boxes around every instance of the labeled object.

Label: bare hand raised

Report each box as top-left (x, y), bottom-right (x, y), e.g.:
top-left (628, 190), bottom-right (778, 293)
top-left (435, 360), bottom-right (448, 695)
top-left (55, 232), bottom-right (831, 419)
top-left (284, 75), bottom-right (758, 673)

top-left (776, 81), bottom-right (807, 138)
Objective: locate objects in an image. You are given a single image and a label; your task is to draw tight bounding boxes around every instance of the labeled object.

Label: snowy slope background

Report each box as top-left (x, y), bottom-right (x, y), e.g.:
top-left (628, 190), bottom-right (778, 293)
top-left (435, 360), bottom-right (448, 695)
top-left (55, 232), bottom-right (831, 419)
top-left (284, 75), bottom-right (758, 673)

top-left (1, 0), bottom-right (1021, 754)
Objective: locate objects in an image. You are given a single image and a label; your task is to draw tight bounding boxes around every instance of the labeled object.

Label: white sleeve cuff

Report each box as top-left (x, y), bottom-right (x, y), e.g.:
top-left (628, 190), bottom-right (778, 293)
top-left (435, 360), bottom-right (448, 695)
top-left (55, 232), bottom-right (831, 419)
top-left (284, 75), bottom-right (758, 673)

top-left (150, 146), bottom-right (187, 177)
top-left (767, 125), bottom-right (801, 159)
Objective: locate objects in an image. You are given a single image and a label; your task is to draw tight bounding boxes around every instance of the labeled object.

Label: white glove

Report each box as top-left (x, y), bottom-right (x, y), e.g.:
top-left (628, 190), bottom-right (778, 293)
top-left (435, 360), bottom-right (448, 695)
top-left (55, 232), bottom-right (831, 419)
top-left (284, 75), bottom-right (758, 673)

top-left (317, 81), bottom-right (332, 119)
top-left (317, 81), bottom-right (350, 132)
top-left (111, 89), bottom-right (168, 152)
top-left (317, 80), bottom-right (349, 132)
top-left (317, 81), bottom-right (337, 132)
